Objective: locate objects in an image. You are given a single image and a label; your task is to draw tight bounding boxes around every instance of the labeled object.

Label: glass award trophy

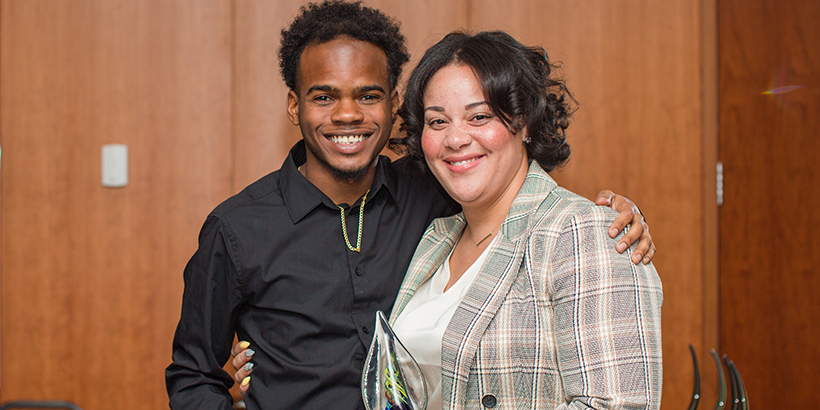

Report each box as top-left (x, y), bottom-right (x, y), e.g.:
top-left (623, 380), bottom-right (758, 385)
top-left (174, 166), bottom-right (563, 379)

top-left (362, 311), bottom-right (428, 410)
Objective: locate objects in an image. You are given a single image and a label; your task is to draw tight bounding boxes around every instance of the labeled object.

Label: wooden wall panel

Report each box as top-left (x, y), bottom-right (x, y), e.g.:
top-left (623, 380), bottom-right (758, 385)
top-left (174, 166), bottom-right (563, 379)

top-left (0, 0), bottom-right (719, 408)
top-left (232, 0), bottom-right (306, 191)
top-left (469, 1), bottom-right (713, 408)
top-left (0, 1), bottom-right (232, 409)
top-left (365, 0), bottom-right (469, 75)
top-left (719, 0), bottom-right (820, 408)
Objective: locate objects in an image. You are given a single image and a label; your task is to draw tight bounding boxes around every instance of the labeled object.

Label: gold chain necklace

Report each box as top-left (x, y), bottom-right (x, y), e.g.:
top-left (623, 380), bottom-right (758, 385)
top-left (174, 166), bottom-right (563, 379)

top-left (298, 164), bottom-right (369, 253)
top-left (467, 220), bottom-right (504, 247)
top-left (471, 231), bottom-right (493, 246)
top-left (340, 189), bottom-right (369, 252)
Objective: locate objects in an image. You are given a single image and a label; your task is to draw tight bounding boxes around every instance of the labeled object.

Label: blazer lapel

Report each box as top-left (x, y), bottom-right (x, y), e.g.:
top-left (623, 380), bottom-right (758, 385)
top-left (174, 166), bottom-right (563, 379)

top-left (440, 231), bottom-right (526, 408)
top-left (389, 214), bottom-right (467, 322)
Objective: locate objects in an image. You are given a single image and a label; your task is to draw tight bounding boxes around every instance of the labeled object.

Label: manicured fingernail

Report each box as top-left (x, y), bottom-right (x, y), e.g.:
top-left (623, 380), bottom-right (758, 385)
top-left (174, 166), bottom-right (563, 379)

top-left (643, 256), bottom-right (651, 264)
top-left (610, 228), bottom-right (619, 237)
top-left (239, 341), bottom-right (250, 349)
top-left (617, 242), bottom-right (627, 252)
top-left (244, 362), bottom-right (254, 372)
top-left (241, 376), bottom-right (251, 386)
top-left (633, 253), bottom-right (642, 263)
top-left (244, 349), bottom-right (255, 357)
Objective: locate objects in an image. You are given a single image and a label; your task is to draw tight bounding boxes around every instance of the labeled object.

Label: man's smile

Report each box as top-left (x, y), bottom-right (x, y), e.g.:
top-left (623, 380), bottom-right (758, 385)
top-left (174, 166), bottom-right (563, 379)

top-left (327, 134), bottom-right (371, 145)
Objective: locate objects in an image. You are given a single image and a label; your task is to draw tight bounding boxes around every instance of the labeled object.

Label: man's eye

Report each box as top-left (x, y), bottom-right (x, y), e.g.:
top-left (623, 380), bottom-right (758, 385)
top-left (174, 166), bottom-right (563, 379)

top-left (360, 94), bottom-right (381, 103)
top-left (313, 95), bottom-right (332, 103)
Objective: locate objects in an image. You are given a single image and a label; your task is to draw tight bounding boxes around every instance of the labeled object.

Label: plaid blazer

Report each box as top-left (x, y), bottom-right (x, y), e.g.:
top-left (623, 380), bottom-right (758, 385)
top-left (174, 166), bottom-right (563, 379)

top-left (390, 162), bottom-right (663, 410)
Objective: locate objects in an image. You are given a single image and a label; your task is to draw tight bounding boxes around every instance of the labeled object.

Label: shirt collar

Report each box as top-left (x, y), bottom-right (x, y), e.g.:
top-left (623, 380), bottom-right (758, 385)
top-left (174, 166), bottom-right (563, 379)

top-left (279, 140), bottom-right (399, 224)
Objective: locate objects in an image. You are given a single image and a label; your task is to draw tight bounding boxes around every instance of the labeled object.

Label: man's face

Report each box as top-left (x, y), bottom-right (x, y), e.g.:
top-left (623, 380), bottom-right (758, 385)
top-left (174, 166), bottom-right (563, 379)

top-left (287, 37), bottom-right (398, 183)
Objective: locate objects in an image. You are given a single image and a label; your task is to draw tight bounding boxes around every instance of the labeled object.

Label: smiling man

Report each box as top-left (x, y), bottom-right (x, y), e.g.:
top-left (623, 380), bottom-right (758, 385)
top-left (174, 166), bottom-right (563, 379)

top-left (165, 2), bottom-right (654, 410)
top-left (289, 36), bottom-right (397, 204)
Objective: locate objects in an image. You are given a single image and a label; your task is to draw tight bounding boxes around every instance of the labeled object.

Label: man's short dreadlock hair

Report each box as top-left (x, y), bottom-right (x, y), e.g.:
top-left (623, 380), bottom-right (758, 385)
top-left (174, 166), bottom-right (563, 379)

top-left (280, 0), bottom-right (410, 92)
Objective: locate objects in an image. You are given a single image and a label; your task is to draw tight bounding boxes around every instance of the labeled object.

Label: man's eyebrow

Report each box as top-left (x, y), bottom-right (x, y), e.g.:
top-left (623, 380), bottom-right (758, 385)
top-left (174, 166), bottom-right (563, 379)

top-left (306, 85), bottom-right (340, 94)
top-left (355, 85), bottom-right (387, 94)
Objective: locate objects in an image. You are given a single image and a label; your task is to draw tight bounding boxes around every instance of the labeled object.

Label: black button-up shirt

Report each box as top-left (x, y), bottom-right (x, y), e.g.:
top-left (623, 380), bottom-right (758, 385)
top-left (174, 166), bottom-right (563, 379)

top-left (166, 142), bottom-right (457, 410)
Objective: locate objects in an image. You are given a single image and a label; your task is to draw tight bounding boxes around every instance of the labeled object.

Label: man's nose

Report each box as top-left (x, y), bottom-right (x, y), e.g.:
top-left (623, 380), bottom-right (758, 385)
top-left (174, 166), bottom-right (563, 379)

top-left (331, 98), bottom-right (364, 123)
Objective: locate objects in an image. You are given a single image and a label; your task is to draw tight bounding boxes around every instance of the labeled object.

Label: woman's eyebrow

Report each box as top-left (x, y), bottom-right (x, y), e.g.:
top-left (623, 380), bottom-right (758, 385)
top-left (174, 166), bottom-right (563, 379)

top-left (424, 101), bottom-right (487, 113)
top-left (464, 101), bottom-right (488, 110)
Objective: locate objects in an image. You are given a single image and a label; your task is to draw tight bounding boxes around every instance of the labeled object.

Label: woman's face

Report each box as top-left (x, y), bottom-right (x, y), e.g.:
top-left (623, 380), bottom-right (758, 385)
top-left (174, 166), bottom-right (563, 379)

top-left (421, 64), bottom-right (529, 210)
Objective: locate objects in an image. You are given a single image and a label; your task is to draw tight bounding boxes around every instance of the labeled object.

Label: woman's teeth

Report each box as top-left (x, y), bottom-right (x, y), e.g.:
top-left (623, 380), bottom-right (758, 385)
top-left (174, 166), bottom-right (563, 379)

top-left (448, 158), bottom-right (478, 166)
top-left (329, 135), bottom-right (367, 145)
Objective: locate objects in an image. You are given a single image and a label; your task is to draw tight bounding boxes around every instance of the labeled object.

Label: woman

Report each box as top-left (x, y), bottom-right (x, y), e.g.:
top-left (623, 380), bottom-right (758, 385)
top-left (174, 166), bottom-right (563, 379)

top-left (388, 31), bottom-right (662, 409)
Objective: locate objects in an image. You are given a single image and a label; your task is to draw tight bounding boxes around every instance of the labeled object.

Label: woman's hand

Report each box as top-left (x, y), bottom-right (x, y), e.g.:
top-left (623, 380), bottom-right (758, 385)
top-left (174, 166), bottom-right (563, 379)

top-left (595, 190), bottom-right (656, 264)
top-left (230, 341), bottom-right (255, 397)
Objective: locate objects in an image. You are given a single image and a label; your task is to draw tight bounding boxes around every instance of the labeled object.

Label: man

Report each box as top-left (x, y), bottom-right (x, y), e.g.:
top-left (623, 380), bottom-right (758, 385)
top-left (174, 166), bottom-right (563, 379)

top-left (165, 2), bottom-right (654, 409)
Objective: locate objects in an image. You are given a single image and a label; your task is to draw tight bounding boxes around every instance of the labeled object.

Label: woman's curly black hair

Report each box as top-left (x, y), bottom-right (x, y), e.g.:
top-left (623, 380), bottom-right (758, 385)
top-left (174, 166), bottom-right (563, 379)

top-left (395, 31), bottom-right (574, 174)
top-left (279, 0), bottom-right (409, 92)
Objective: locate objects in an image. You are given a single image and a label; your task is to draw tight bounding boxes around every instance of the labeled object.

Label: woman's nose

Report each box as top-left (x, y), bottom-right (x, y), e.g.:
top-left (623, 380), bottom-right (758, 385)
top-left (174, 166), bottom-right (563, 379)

top-left (443, 124), bottom-right (471, 149)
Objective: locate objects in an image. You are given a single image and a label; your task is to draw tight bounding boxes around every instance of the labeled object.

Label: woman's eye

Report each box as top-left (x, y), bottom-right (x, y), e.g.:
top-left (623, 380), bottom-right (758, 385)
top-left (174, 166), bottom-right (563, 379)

top-left (427, 119), bottom-right (446, 127)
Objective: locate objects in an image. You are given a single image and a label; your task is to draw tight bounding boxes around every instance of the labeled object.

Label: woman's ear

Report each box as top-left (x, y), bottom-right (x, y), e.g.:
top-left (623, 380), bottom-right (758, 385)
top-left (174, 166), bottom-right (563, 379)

top-left (512, 116), bottom-right (528, 139)
top-left (521, 129), bottom-right (531, 144)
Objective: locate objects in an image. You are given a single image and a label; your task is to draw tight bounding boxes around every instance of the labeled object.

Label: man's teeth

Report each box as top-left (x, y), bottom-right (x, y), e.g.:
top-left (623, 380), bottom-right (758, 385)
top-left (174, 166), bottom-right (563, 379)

top-left (329, 135), bottom-right (368, 145)
top-left (448, 158), bottom-right (478, 166)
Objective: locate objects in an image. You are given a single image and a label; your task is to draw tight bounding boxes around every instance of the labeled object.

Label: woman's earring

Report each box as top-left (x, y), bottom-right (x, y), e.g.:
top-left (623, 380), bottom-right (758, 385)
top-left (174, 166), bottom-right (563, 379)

top-left (523, 135), bottom-right (531, 144)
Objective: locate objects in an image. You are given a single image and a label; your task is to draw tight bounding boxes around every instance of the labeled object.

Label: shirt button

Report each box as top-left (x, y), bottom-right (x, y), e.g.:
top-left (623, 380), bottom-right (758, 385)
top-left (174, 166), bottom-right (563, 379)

top-left (355, 266), bottom-right (362, 276)
top-left (361, 325), bottom-right (369, 334)
top-left (481, 394), bottom-right (497, 408)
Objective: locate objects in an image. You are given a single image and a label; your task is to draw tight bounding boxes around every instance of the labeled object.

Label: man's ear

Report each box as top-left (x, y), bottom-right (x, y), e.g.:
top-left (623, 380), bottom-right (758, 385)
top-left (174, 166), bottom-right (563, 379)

top-left (390, 89), bottom-right (399, 120)
top-left (287, 90), bottom-right (300, 126)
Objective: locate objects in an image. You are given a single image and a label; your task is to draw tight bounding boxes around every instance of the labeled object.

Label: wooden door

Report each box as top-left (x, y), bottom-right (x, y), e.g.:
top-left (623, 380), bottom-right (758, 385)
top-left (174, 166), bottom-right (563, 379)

top-left (719, 0), bottom-right (820, 408)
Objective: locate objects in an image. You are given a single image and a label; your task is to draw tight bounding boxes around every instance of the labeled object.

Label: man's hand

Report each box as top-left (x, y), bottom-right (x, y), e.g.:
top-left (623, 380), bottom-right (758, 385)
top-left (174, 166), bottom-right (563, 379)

top-left (230, 341), bottom-right (255, 397)
top-left (595, 190), bottom-right (656, 264)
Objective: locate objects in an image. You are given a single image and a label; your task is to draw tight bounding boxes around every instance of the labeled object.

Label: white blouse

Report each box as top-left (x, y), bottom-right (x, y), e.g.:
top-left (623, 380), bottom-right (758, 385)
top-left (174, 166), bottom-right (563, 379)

top-left (392, 235), bottom-right (498, 410)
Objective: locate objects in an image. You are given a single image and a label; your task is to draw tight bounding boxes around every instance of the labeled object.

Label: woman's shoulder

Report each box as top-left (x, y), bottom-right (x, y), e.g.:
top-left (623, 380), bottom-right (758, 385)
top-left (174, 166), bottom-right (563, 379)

top-left (531, 186), bottom-right (618, 234)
